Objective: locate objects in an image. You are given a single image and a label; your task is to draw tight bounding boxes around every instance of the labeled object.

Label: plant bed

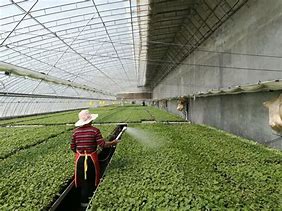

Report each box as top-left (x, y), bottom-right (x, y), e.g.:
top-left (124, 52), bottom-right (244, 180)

top-left (0, 125), bottom-right (115, 211)
top-left (0, 131), bottom-right (74, 211)
top-left (95, 106), bottom-right (182, 123)
top-left (146, 107), bottom-right (184, 122)
top-left (0, 110), bottom-right (78, 126)
top-left (0, 106), bottom-right (118, 126)
top-left (0, 105), bottom-right (185, 126)
top-left (88, 124), bottom-right (282, 210)
top-left (0, 126), bottom-right (72, 159)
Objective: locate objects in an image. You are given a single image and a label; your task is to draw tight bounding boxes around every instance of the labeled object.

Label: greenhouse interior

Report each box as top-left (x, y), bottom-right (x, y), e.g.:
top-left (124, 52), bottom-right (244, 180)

top-left (0, 0), bottom-right (282, 210)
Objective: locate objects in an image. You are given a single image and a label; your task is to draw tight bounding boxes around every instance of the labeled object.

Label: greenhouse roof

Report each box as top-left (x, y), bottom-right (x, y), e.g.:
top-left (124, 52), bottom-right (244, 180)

top-left (0, 0), bottom-right (150, 99)
top-left (0, 0), bottom-right (250, 100)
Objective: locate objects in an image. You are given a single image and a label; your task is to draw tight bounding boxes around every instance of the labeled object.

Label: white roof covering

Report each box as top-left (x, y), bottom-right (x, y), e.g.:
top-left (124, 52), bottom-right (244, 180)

top-left (0, 0), bottom-right (149, 98)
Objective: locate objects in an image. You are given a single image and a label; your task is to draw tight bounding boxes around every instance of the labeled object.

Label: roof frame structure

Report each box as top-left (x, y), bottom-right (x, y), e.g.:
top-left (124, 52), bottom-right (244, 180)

top-left (0, 0), bottom-right (150, 99)
top-left (145, 0), bottom-right (249, 88)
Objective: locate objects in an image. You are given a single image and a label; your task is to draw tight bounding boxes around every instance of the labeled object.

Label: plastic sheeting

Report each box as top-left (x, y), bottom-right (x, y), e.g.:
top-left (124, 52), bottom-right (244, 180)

top-left (153, 80), bottom-right (282, 101)
top-left (0, 0), bottom-right (149, 97)
top-left (194, 80), bottom-right (282, 97)
top-left (0, 0), bottom-right (149, 116)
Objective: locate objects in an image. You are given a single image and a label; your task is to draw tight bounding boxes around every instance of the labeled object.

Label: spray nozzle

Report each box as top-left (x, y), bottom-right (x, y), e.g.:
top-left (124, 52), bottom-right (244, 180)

top-left (116, 125), bottom-right (127, 140)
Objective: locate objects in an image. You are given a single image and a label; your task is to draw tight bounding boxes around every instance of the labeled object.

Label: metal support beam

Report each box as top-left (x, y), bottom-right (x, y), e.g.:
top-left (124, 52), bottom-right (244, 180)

top-left (147, 0), bottom-right (249, 88)
top-left (0, 62), bottom-right (114, 96)
top-left (0, 91), bottom-right (112, 100)
top-left (0, 0), bottom-right (38, 46)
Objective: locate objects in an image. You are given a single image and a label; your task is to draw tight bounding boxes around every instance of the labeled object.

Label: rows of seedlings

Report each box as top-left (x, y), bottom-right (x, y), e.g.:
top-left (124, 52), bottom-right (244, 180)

top-left (0, 126), bottom-right (71, 159)
top-left (0, 110), bottom-right (78, 126)
top-left (0, 105), bottom-right (186, 210)
top-left (0, 125), bottom-right (115, 211)
top-left (1, 105), bottom-right (185, 126)
top-left (88, 124), bottom-right (282, 210)
top-left (94, 106), bottom-right (184, 123)
top-left (0, 106), bottom-right (117, 210)
top-left (0, 106), bottom-right (119, 126)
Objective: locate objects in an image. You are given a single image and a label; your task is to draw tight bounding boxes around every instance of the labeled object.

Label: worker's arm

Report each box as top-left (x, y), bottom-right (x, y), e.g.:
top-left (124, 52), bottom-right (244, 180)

top-left (104, 139), bottom-right (119, 148)
top-left (96, 129), bottom-right (119, 148)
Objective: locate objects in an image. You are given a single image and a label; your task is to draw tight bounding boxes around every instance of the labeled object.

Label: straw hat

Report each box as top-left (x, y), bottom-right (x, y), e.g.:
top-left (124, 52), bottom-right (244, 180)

top-left (75, 110), bottom-right (98, 127)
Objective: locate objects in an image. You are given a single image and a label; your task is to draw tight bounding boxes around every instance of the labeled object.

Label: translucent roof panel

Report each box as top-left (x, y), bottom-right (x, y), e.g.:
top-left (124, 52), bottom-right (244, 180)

top-left (0, 0), bottom-right (149, 98)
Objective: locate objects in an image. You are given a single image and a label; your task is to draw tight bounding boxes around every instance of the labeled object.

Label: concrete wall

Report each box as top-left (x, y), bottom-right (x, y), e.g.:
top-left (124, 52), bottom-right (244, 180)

top-left (188, 91), bottom-right (281, 149)
top-left (153, 0), bottom-right (282, 98)
top-left (152, 0), bottom-right (282, 149)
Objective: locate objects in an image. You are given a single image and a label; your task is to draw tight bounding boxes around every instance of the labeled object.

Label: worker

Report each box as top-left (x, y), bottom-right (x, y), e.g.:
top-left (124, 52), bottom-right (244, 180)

top-left (71, 109), bottom-right (118, 208)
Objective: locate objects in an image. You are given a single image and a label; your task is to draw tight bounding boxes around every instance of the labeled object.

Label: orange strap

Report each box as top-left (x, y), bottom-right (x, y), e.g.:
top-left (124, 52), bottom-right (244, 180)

top-left (74, 151), bottom-right (101, 187)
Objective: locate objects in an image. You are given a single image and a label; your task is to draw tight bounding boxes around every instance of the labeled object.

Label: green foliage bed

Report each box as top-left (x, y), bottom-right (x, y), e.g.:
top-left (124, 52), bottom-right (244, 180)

top-left (95, 106), bottom-right (154, 123)
top-left (89, 124), bottom-right (282, 210)
top-left (0, 110), bottom-right (78, 125)
top-left (0, 125), bottom-right (115, 211)
top-left (0, 131), bottom-right (73, 211)
top-left (1, 106), bottom-right (281, 210)
top-left (0, 126), bottom-right (71, 159)
top-left (0, 105), bottom-right (184, 125)
top-left (145, 106), bottom-right (184, 122)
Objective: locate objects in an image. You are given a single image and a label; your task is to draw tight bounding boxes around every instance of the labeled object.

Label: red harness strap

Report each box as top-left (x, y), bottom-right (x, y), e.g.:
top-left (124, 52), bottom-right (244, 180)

top-left (74, 151), bottom-right (101, 187)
